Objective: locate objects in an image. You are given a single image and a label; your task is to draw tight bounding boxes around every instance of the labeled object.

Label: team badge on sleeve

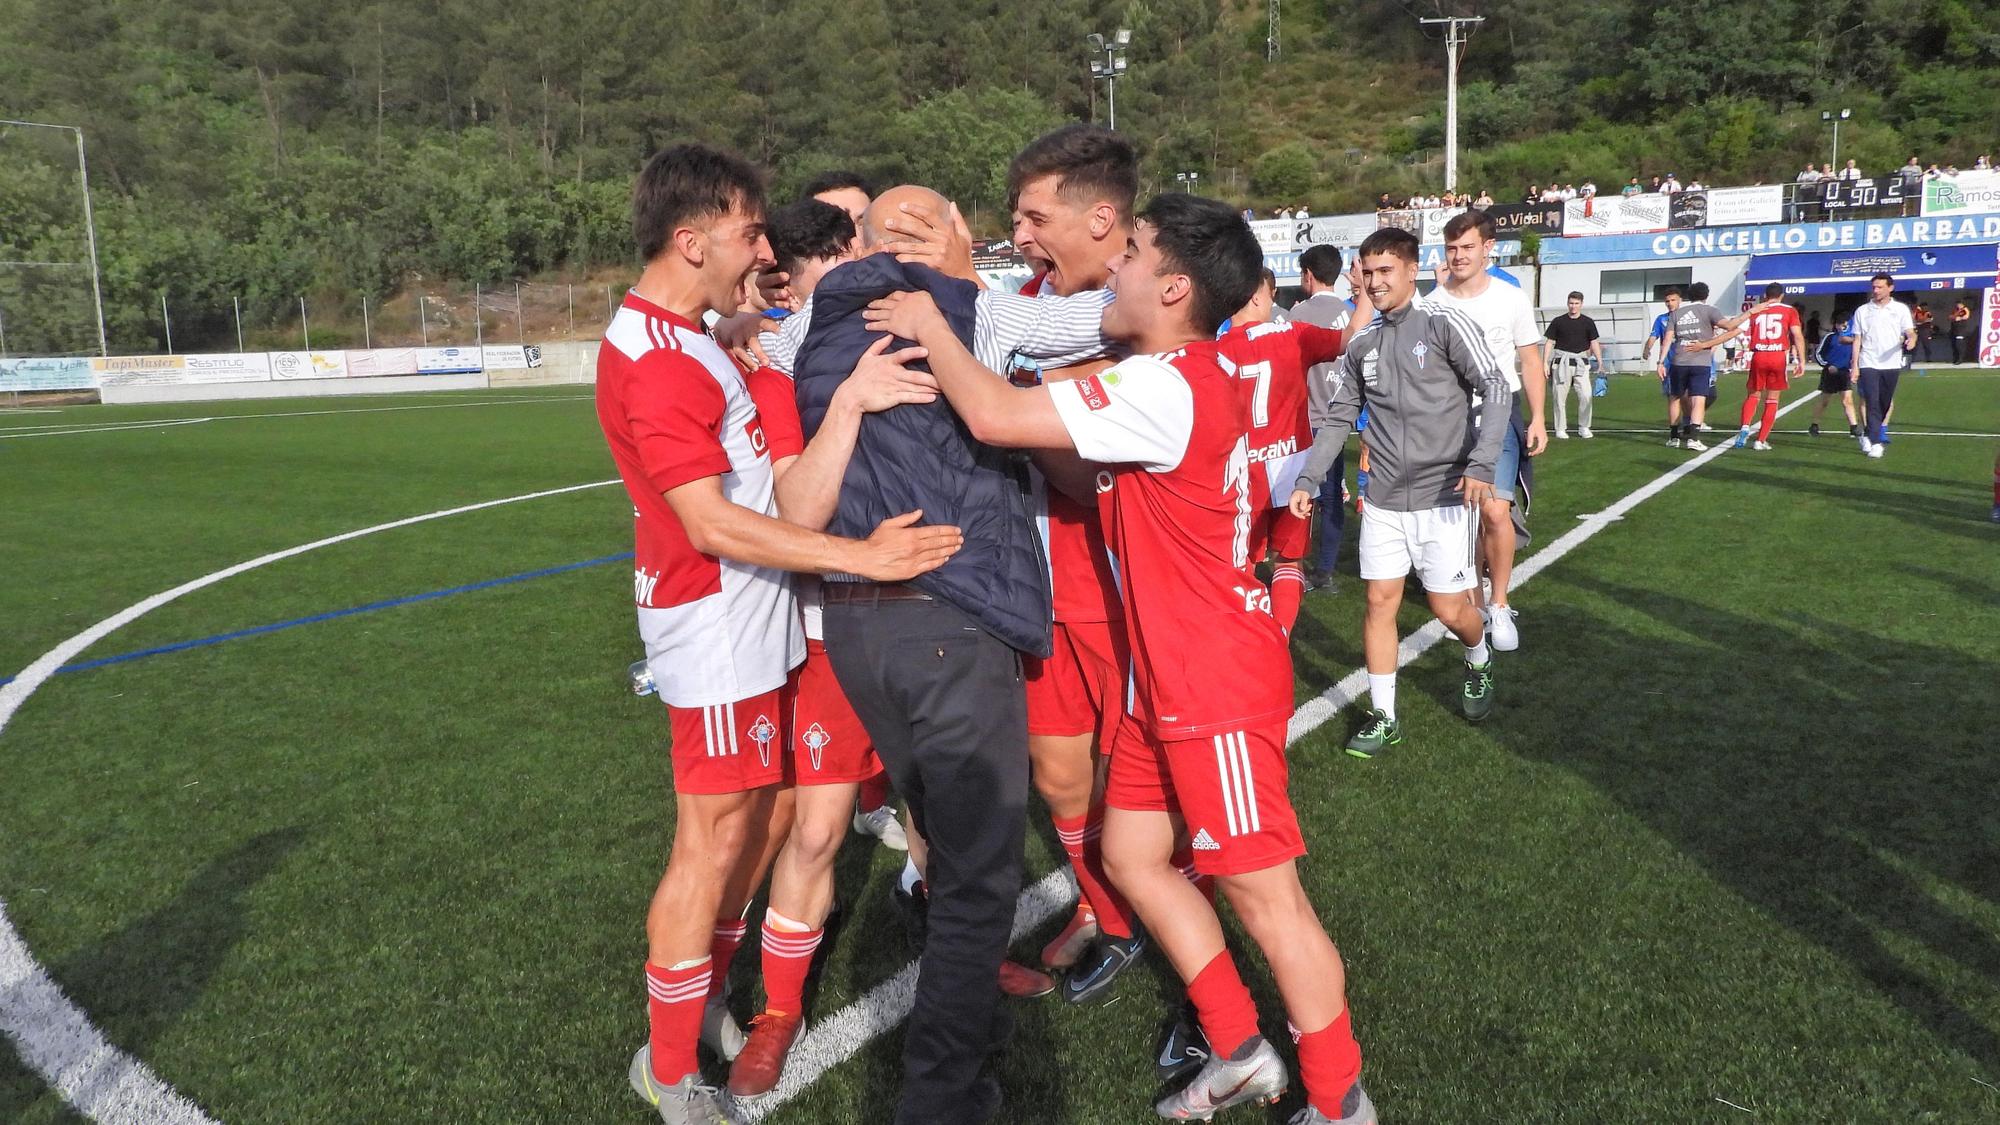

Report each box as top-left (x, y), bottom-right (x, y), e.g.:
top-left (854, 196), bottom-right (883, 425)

top-left (1076, 372), bottom-right (1113, 411)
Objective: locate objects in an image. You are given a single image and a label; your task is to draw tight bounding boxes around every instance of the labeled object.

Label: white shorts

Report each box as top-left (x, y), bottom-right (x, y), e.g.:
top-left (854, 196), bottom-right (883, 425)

top-left (1357, 503), bottom-right (1481, 592)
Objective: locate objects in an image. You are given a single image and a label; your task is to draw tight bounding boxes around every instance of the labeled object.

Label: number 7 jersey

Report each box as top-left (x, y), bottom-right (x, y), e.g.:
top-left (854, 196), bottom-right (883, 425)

top-left (1046, 340), bottom-right (1293, 740)
top-left (1216, 318), bottom-right (1344, 507)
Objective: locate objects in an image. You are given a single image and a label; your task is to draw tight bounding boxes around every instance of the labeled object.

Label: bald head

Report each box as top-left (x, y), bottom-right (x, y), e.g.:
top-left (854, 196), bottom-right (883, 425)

top-left (861, 184), bottom-right (950, 248)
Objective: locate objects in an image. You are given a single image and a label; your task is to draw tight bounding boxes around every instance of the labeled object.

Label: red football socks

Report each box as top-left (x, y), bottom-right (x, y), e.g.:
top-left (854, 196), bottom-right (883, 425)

top-left (1739, 397), bottom-right (1759, 428)
top-left (1757, 399), bottom-right (1779, 441)
top-left (1270, 563), bottom-right (1305, 634)
top-left (1294, 1008), bottom-right (1364, 1119)
top-left (1052, 811), bottom-right (1135, 940)
top-left (707, 918), bottom-right (749, 999)
top-left (759, 913), bottom-right (824, 1016)
top-left (645, 959), bottom-right (711, 1086)
top-left (858, 770), bottom-right (891, 813)
top-left (1186, 950), bottom-right (1261, 1060)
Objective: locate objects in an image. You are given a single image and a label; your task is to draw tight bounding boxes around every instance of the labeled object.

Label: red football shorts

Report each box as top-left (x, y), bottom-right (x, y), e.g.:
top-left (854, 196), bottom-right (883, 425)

top-left (1105, 716), bottom-right (1305, 877)
top-left (1255, 505), bottom-right (1311, 561)
top-left (1025, 619), bottom-right (1130, 741)
top-left (665, 670), bottom-right (795, 795)
top-left (791, 640), bottom-right (879, 785)
top-left (1746, 352), bottom-right (1790, 393)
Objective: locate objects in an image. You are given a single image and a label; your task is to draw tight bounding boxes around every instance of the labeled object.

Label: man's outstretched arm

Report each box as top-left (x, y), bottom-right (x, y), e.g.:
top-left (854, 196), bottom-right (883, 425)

top-left (863, 290), bottom-right (1073, 450)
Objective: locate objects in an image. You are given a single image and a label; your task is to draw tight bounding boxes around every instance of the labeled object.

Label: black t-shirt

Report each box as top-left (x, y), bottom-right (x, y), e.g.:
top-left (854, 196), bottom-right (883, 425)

top-left (1544, 314), bottom-right (1599, 353)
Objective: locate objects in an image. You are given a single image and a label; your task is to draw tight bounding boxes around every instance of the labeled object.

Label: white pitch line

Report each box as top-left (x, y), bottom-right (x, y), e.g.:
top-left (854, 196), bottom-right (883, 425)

top-left (0, 478), bottom-right (620, 1124)
top-left (1576, 427), bottom-right (2000, 439)
top-left (0, 396), bottom-right (594, 439)
top-left (762, 390), bottom-right (1828, 1122)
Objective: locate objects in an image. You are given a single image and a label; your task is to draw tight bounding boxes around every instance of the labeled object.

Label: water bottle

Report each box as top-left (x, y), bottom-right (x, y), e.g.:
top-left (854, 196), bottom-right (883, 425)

top-left (628, 659), bottom-right (657, 697)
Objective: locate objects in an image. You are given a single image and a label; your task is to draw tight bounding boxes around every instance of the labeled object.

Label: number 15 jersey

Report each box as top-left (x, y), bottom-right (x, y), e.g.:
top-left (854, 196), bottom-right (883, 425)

top-left (1047, 341), bottom-right (1293, 740)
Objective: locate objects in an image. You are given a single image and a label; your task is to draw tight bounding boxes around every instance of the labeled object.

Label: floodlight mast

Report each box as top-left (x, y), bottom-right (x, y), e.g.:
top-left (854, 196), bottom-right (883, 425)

top-left (0, 118), bottom-right (108, 356)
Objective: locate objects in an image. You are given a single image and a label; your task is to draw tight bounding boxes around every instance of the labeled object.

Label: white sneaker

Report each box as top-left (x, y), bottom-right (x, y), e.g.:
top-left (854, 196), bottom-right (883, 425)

top-left (1578, 428), bottom-right (1593, 439)
top-left (1684, 436), bottom-right (1708, 451)
top-left (702, 994), bottom-right (747, 1061)
top-left (1554, 429), bottom-right (1570, 440)
top-left (1487, 604), bottom-right (1520, 652)
top-left (1752, 440), bottom-right (1772, 451)
top-left (853, 804), bottom-right (909, 851)
top-left (1857, 434), bottom-right (1873, 454)
top-left (1665, 436), bottom-right (1682, 449)
top-left (1155, 1035), bottom-right (1288, 1119)
top-left (1867, 444), bottom-right (1884, 459)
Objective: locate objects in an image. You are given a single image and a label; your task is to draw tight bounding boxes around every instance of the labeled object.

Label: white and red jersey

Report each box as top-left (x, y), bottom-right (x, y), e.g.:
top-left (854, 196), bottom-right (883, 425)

top-left (1747, 303), bottom-right (1802, 354)
top-left (1047, 341), bottom-right (1292, 740)
top-left (1018, 271), bottom-right (1122, 624)
top-left (597, 292), bottom-right (803, 707)
top-left (1216, 318), bottom-right (1343, 509)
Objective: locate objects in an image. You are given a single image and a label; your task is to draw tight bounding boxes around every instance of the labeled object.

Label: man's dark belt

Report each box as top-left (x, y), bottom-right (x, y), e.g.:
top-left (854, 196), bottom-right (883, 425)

top-left (821, 581), bottom-right (935, 605)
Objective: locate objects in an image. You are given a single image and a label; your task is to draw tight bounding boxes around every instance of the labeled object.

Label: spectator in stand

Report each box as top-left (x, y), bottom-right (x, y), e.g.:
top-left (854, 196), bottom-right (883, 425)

top-left (1622, 177), bottom-right (1642, 196)
top-left (1297, 203), bottom-right (1312, 219)
top-left (1579, 180), bottom-right (1597, 198)
top-left (1377, 192), bottom-right (1394, 211)
top-left (1524, 183), bottom-right (1541, 204)
top-left (1649, 175), bottom-right (1665, 193)
top-left (1976, 154), bottom-right (1993, 170)
top-left (1440, 191), bottom-right (1457, 207)
top-left (1944, 162), bottom-right (1961, 177)
top-left (1913, 303), bottom-right (1937, 361)
top-left (1797, 164), bottom-right (1823, 184)
top-left (1242, 207), bottom-right (1255, 221)
top-left (1840, 159), bottom-right (1862, 182)
top-left (1951, 299), bottom-right (1975, 364)
top-left (1278, 205), bottom-right (1294, 219)
top-left (1687, 178), bottom-right (1708, 191)
top-left (1557, 183), bottom-right (1577, 201)
top-left (1661, 173), bottom-right (1682, 194)
top-left (1474, 189), bottom-right (1494, 208)
top-left (1820, 162), bottom-right (1834, 180)
top-left (1926, 163), bottom-right (1944, 179)
top-left (1899, 157), bottom-right (1925, 189)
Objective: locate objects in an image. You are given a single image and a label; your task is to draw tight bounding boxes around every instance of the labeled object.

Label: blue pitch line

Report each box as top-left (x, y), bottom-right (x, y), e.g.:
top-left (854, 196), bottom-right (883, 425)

top-left (1, 552), bottom-right (635, 686)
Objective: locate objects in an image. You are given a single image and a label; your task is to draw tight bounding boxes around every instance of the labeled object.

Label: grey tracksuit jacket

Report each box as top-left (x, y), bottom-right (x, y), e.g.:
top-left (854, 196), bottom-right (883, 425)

top-left (1293, 295), bottom-right (1513, 513)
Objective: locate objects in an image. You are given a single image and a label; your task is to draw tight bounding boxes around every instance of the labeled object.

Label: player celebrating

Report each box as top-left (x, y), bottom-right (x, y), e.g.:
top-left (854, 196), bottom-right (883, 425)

top-left (1664, 282), bottom-right (1731, 450)
top-left (1289, 228), bottom-right (1512, 759)
top-left (865, 194), bottom-right (1377, 1125)
top-left (1217, 266), bottom-right (1345, 635)
top-left (1732, 283), bottom-right (1804, 451)
top-left (599, 145), bottom-right (962, 1125)
top-left (1426, 208), bottom-right (1546, 653)
top-left (1003, 125), bottom-right (1150, 1004)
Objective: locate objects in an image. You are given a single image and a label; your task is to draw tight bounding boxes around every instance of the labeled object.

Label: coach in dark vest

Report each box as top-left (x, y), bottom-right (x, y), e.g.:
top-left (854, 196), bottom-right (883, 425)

top-left (793, 189), bottom-right (1048, 1125)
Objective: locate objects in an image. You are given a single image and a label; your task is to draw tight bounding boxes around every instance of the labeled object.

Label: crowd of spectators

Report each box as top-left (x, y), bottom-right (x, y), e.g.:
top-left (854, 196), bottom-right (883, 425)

top-left (1259, 152), bottom-right (1996, 220)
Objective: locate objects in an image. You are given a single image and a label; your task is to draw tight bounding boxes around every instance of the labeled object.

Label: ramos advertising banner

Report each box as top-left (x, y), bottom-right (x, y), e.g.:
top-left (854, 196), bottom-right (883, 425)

top-left (1562, 193), bottom-right (1669, 236)
top-left (1923, 169), bottom-right (2000, 219)
top-left (0, 356), bottom-right (95, 392)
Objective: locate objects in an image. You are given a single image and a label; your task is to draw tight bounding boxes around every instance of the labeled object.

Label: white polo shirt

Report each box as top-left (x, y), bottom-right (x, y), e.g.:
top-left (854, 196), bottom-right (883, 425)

top-left (1851, 299), bottom-right (1914, 370)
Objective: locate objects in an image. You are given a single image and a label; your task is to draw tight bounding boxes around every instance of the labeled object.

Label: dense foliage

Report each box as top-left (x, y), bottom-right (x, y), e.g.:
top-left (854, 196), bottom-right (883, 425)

top-left (1, 0), bottom-right (1995, 352)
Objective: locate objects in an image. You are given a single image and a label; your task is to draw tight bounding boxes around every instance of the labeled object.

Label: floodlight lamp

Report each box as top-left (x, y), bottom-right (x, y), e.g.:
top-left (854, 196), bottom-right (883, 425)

top-left (1839, 108), bottom-right (1852, 120)
top-left (1087, 33), bottom-right (1104, 51)
top-left (1114, 28), bottom-right (1132, 46)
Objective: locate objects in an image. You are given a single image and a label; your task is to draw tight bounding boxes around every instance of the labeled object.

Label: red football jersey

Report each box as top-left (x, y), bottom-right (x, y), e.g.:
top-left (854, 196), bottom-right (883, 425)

top-left (1217, 318), bottom-right (1343, 509)
top-left (596, 293), bottom-right (803, 706)
top-left (1047, 341), bottom-right (1292, 740)
top-left (1748, 304), bottom-right (1801, 353)
top-left (1019, 270), bottom-right (1122, 623)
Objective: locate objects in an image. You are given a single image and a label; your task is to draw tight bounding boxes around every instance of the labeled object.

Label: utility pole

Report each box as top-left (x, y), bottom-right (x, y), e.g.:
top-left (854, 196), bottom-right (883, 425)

top-left (0, 119), bottom-right (109, 355)
top-left (1267, 0), bottom-right (1280, 61)
top-left (1419, 15), bottom-right (1485, 193)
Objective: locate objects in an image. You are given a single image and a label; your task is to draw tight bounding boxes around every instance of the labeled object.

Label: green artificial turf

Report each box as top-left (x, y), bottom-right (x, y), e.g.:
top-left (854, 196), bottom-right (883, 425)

top-left (2, 375), bottom-right (1996, 1123)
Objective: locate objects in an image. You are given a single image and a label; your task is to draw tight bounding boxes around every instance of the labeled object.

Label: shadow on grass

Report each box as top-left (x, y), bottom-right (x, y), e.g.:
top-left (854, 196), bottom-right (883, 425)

top-left (0, 828), bottom-right (304, 1121)
top-left (1479, 578), bottom-right (2000, 1069)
